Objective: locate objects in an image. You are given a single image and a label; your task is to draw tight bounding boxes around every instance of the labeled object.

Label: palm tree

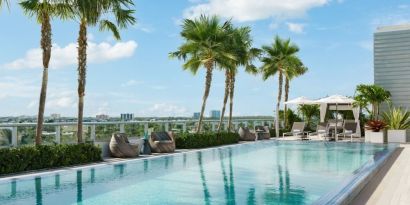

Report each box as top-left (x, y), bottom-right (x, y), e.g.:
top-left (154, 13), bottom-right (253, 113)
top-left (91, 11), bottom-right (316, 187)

top-left (67, 0), bottom-right (136, 143)
top-left (260, 36), bottom-right (300, 137)
top-left (298, 104), bottom-right (319, 129)
top-left (283, 58), bottom-right (308, 128)
top-left (217, 26), bottom-right (260, 132)
top-left (20, 0), bottom-right (71, 145)
top-left (354, 84), bottom-right (391, 119)
top-left (0, 0), bottom-right (9, 9)
top-left (170, 15), bottom-right (235, 133)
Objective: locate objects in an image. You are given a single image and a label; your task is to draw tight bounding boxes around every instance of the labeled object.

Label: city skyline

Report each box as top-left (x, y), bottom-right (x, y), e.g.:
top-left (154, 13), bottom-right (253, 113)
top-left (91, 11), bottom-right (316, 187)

top-left (1, 0), bottom-right (410, 117)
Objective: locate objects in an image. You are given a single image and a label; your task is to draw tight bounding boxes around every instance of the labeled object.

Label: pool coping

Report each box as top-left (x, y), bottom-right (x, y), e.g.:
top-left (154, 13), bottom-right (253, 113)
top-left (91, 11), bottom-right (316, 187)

top-left (312, 143), bottom-right (399, 205)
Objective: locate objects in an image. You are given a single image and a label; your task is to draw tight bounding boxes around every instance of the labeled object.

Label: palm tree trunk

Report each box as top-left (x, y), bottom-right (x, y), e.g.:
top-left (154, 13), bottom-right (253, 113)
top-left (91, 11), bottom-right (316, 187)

top-left (77, 19), bottom-right (87, 143)
top-left (275, 71), bottom-right (283, 137)
top-left (228, 72), bottom-right (235, 131)
top-left (197, 60), bottom-right (213, 133)
top-left (284, 77), bottom-right (290, 128)
top-left (217, 70), bottom-right (230, 132)
top-left (35, 12), bottom-right (52, 146)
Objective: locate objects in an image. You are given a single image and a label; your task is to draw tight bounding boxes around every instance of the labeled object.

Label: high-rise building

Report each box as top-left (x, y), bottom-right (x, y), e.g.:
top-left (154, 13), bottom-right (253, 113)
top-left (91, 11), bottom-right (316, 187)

top-left (374, 24), bottom-right (410, 110)
top-left (120, 113), bottom-right (134, 121)
top-left (209, 110), bottom-right (221, 119)
top-left (96, 114), bottom-right (109, 120)
top-left (193, 112), bottom-right (200, 119)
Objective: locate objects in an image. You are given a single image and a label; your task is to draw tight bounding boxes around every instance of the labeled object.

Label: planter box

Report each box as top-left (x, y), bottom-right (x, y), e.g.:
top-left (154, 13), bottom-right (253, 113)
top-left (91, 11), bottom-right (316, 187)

top-left (387, 130), bottom-right (407, 143)
top-left (365, 130), bottom-right (386, 143)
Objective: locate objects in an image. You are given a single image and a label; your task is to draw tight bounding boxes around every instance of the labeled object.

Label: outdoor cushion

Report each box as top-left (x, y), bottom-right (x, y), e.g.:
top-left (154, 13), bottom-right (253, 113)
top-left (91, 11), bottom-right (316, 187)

top-left (152, 132), bottom-right (171, 141)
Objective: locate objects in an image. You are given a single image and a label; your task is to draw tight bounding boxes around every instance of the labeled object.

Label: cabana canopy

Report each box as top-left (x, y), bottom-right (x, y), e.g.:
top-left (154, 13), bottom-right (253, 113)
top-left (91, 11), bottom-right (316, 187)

top-left (315, 95), bottom-right (360, 136)
top-left (284, 96), bottom-right (316, 105)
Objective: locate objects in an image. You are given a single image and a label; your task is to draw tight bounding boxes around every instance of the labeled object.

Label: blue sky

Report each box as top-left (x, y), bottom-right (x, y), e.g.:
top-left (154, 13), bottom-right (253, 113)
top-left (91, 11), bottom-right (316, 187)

top-left (0, 0), bottom-right (409, 117)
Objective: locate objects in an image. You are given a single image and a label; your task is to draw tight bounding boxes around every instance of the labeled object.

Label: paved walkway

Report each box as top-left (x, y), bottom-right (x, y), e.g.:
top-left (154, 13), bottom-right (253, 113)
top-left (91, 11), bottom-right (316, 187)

top-left (352, 144), bottom-right (410, 205)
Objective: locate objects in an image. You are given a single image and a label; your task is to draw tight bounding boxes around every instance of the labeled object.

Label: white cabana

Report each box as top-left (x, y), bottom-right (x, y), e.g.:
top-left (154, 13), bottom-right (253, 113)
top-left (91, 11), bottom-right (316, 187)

top-left (315, 95), bottom-right (360, 137)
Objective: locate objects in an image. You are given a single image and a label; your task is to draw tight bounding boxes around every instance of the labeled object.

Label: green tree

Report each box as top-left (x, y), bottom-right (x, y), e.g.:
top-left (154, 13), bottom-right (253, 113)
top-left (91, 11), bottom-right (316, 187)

top-left (298, 104), bottom-right (319, 129)
top-left (217, 26), bottom-right (260, 132)
top-left (67, 0), bottom-right (136, 143)
top-left (283, 57), bottom-right (308, 127)
top-left (170, 15), bottom-right (235, 133)
top-left (260, 36), bottom-right (300, 137)
top-left (354, 84), bottom-right (391, 120)
top-left (20, 0), bottom-right (71, 145)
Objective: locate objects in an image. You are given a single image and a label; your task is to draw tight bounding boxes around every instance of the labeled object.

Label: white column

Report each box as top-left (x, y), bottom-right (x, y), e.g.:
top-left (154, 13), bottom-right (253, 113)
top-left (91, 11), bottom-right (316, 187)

top-left (11, 127), bottom-right (17, 147)
top-left (144, 123), bottom-right (149, 133)
top-left (120, 124), bottom-right (125, 133)
top-left (182, 123), bottom-right (187, 132)
top-left (165, 123), bottom-right (169, 132)
top-left (55, 125), bottom-right (61, 144)
top-left (91, 125), bottom-right (96, 142)
top-left (320, 103), bottom-right (327, 122)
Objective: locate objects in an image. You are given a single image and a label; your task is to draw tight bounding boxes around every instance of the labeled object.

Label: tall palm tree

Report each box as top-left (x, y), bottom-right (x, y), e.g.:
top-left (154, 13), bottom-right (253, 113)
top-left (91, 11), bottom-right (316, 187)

top-left (283, 58), bottom-right (308, 128)
top-left (225, 27), bottom-right (260, 131)
top-left (20, 0), bottom-right (71, 145)
top-left (170, 15), bottom-right (235, 133)
top-left (297, 104), bottom-right (319, 129)
top-left (354, 84), bottom-right (391, 119)
top-left (260, 36), bottom-right (300, 137)
top-left (67, 0), bottom-right (136, 143)
top-left (0, 0), bottom-right (9, 9)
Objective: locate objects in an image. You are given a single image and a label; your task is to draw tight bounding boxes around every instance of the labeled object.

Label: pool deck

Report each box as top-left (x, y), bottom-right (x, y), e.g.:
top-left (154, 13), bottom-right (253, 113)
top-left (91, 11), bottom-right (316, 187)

top-left (351, 144), bottom-right (410, 205)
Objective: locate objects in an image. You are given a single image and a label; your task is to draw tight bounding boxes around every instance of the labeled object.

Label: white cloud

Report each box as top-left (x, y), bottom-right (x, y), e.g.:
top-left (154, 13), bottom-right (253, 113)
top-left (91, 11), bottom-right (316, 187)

top-left (3, 40), bottom-right (138, 70)
top-left (287, 22), bottom-right (305, 33)
top-left (137, 103), bottom-right (190, 117)
top-left (183, 0), bottom-right (330, 22)
top-left (151, 85), bottom-right (167, 90)
top-left (121, 80), bottom-right (144, 87)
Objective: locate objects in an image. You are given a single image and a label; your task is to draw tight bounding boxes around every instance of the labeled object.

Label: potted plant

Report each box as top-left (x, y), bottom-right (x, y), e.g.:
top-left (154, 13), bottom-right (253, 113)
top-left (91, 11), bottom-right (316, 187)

top-left (382, 106), bottom-right (410, 143)
top-left (365, 120), bottom-right (387, 143)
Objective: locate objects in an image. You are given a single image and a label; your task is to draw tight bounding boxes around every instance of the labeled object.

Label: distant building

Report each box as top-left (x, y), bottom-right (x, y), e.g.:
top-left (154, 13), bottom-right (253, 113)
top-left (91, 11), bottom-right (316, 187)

top-left (374, 24), bottom-right (410, 111)
top-left (209, 110), bottom-right (221, 119)
top-left (120, 113), bottom-right (134, 121)
top-left (96, 114), bottom-right (109, 120)
top-left (50, 113), bottom-right (61, 119)
top-left (193, 112), bottom-right (200, 119)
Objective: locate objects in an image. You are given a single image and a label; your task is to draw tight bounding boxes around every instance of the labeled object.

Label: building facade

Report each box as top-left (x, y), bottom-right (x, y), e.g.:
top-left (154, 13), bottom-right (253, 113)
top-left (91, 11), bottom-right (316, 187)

top-left (374, 24), bottom-right (410, 110)
top-left (209, 110), bottom-right (221, 119)
top-left (120, 113), bottom-right (134, 121)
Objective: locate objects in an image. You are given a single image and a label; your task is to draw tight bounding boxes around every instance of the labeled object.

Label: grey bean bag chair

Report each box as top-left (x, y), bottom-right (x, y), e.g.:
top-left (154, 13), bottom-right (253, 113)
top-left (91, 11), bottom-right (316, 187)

top-left (149, 131), bottom-right (176, 153)
top-left (238, 127), bottom-right (257, 141)
top-left (109, 133), bottom-right (140, 158)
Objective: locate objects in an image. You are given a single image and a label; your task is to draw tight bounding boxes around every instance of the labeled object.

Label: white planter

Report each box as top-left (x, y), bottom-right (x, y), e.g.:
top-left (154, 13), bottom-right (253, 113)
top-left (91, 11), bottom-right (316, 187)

top-left (387, 130), bottom-right (407, 143)
top-left (365, 130), bottom-right (386, 143)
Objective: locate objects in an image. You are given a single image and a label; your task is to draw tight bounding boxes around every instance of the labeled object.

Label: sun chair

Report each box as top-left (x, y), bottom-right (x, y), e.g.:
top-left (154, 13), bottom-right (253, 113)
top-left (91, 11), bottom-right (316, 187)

top-left (254, 126), bottom-right (271, 140)
top-left (307, 123), bottom-right (329, 140)
top-left (109, 133), bottom-right (140, 158)
top-left (337, 121), bottom-right (359, 142)
top-left (238, 127), bottom-right (257, 141)
top-left (149, 131), bottom-right (176, 153)
top-left (282, 122), bottom-right (305, 138)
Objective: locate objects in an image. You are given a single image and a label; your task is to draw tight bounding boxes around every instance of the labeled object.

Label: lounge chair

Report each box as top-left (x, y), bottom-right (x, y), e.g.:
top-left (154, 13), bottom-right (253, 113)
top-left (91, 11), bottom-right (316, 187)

top-left (337, 121), bottom-right (359, 141)
top-left (255, 126), bottom-right (270, 140)
top-left (238, 127), bottom-right (257, 141)
top-left (109, 133), bottom-right (140, 158)
top-left (282, 122), bottom-right (305, 138)
top-left (149, 131), bottom-right (176, 153)
top-left (308, 123), bottom-right (329, 140)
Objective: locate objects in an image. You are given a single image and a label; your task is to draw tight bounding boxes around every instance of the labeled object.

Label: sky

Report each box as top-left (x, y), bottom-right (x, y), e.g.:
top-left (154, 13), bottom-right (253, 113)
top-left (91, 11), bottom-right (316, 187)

top-left (0, 0), bottom-right (409, 117)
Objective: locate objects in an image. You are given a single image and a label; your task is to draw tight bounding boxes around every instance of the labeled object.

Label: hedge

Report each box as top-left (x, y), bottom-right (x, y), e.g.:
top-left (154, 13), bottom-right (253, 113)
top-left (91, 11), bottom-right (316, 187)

top-left (175, 132), bottom-right (239, 149)
top-left (0, 144), bottom-right (102, 175)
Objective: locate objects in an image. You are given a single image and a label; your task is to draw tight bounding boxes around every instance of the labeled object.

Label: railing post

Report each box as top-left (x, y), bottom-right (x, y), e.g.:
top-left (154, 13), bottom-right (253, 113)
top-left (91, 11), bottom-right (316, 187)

top-left (11, 126), bottom-right (17, 147)
top-left (144, 123), bottom-right (148, 134)
top-left (182, 123), bottom-right (187, 132)
top-left (91, 125), bottom-right (96, 142)
top-left (165, 123), bottom-right (169, 132)
top-left (211, 123), bottom-right (216, 132)
top-left (120, 123), bottom-right (125, 133)
top-left (55, 125), bottom-right (61, 144)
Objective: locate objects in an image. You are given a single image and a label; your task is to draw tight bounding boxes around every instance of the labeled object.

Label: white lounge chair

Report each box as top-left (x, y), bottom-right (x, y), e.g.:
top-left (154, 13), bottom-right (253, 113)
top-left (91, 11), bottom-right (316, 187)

top-left (282, 122), bottom-right (305, 138)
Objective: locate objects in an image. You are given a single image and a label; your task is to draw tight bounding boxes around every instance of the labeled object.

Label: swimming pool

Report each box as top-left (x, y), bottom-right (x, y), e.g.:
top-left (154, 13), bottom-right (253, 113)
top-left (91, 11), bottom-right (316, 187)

top-left (0, 141), bottom-right (397, 205)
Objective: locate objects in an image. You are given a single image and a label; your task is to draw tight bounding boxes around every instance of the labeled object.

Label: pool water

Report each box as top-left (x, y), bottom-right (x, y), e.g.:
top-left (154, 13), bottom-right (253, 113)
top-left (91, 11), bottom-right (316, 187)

top-left (0, 141), bottom-right (396, 205)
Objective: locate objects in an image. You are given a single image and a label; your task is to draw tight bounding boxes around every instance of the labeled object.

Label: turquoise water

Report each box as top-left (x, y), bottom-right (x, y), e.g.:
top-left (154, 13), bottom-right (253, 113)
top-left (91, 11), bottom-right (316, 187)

top-left (0, 141), bottom-right (395, 205)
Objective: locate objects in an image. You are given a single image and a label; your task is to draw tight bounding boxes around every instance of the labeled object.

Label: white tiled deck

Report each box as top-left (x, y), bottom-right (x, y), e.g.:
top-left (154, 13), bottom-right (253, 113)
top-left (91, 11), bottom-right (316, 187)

top-left (352, 144), bottom-right (410, 205)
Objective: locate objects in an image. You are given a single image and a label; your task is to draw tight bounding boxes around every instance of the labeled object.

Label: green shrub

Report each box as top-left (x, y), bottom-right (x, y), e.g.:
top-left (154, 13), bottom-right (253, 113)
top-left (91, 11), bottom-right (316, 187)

top-left (0, 144), bottom-right (102, 175)
top-left (175, 132), bottom-right (239, 149)
top-left (269, 129), bottom-right (289, 138)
